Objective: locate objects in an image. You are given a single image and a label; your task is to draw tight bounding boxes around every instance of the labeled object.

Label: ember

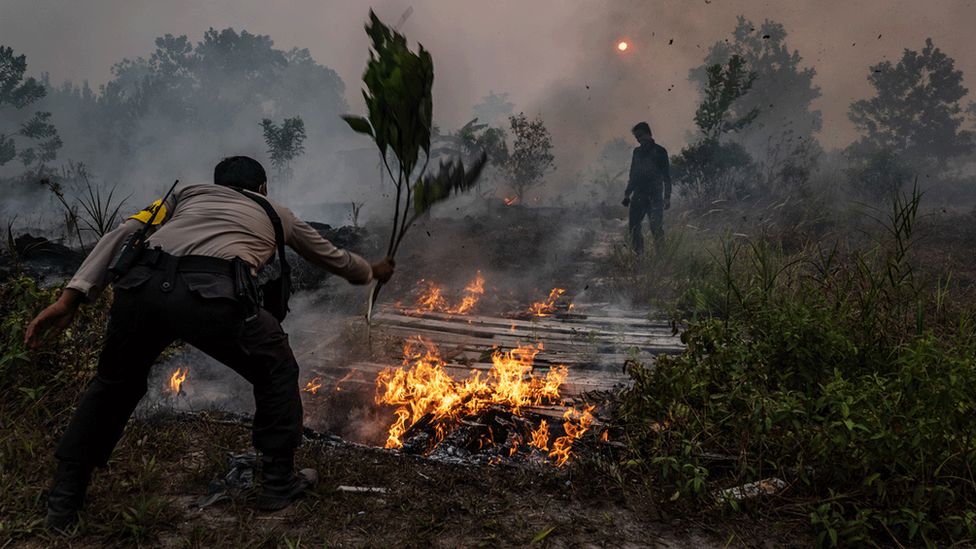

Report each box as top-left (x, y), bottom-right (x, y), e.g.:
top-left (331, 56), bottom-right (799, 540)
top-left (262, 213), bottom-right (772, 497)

top-left (503, 196), bottom-right (519, 206)
top-left (405, 271), bottom-right (485, 315)
top-left (169, 367), bottom-right (188, 394)
top-left (375, 337), bottom-right (591, 465)
top-left (334, 371), bottom-right (356, 392)
top-left (303, 377), bottom-right (322, 395)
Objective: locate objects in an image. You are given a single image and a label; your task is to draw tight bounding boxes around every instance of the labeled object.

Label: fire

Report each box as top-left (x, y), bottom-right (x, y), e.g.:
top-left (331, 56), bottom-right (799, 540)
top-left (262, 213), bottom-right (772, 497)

top-left (169, 367), bottom-right (188, 394)
top-left (617, 40), bottom-right (629, 52)
top-left (454, 271), bottom-right (486, 314)
top-left (528, 288), bottom-right (567, 316)
top-left (503, 196), bottom-right (519, 206)
top-left (407, 271), bottom-right (485, 315)
top-left (303, 377), bottom-right (322, 395)
top-left (376, 337), bottom-right (579, 463)
top-left (530, 420), bottom-right (550, 451)
top-left (548, 405), bottom-right (595, 467)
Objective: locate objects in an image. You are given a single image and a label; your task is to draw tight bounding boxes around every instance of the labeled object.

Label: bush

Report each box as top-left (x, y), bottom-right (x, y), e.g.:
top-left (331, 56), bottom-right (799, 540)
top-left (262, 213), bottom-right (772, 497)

top-left (0, 275), bottom-right (109, 540)
top-left (846, 147), bottom-right (913, 201)
top-left (616, 188), bottom-right (976, 546)
top-left (671, 138), bottom-right (756, 207)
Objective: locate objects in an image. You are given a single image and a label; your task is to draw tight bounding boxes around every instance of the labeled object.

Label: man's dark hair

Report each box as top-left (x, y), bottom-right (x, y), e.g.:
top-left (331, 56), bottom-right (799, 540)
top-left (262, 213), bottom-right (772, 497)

top-left (632, 122), bottom-right (652, 136)
top-left (214, 156), bottom-right (267, 191)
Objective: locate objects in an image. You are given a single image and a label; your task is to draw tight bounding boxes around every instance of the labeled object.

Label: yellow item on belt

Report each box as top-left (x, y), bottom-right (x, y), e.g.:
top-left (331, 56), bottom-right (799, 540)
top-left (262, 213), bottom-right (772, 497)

top-left (129, 199), bottom-right (167, 225)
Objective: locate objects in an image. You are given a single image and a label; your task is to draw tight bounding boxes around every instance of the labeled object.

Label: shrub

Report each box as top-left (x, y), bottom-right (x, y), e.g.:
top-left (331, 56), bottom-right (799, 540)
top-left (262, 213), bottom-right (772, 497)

top-left (616, 187), bottom-right (976, 546)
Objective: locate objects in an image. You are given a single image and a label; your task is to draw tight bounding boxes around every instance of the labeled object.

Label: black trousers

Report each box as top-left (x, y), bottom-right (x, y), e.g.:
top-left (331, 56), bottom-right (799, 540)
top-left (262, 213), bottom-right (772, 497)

top-left (628, 194), bottom-right (664, 254)
top-left (55, 262), bottom-right (303, 467)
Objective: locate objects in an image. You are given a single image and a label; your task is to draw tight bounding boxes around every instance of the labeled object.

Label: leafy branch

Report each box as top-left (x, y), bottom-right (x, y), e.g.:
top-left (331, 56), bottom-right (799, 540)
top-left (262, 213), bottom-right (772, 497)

top-left (342, 11), bottom-right (486, 323)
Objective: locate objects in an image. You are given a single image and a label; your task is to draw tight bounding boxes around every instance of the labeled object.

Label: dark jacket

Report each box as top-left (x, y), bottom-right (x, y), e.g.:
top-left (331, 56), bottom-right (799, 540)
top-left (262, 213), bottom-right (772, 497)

top-left (625, 140), bottom-right (671, 202)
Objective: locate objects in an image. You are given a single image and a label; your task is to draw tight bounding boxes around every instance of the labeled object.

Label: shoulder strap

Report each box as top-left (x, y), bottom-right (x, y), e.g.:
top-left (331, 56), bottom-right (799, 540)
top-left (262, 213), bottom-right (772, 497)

top-left (231, 188), bottom-right (291, 276)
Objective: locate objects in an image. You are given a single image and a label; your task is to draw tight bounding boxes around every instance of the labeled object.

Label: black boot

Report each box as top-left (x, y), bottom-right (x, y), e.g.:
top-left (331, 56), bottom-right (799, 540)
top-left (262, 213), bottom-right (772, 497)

top-left (46, 460), bottom-right (93, 533)
top-left (257, 453), bottom-right (317, 512)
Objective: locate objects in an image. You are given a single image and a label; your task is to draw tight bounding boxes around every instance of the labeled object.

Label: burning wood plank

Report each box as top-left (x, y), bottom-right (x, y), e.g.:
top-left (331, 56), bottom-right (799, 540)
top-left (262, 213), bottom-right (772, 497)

top-left (373, 337), bottom-right (597, 466)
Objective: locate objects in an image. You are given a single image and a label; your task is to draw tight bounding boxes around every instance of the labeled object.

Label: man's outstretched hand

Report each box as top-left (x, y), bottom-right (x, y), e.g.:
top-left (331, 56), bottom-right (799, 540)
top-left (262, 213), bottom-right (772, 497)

top-left (371, 257), bottom-right (396, 284)
top-left (24, 289), bottom-right (83, 350)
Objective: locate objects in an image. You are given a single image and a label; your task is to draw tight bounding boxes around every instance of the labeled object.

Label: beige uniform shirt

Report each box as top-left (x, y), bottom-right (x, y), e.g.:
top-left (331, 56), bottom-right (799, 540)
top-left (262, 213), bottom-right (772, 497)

top-left (67, 184), bottom-right (373, 301)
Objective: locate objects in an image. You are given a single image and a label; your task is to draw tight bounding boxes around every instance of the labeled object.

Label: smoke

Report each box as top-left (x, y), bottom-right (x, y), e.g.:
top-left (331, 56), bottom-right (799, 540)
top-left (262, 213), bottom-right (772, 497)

top-left (4, 1), bottom-right (975, 210)
top-left (525, 0), bottom-right (976, 182)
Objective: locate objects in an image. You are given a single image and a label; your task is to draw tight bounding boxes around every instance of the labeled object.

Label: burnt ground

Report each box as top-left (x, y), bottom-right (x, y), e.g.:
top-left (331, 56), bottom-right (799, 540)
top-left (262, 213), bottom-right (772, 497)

top-left (9, 412), bottom-right (802, 549)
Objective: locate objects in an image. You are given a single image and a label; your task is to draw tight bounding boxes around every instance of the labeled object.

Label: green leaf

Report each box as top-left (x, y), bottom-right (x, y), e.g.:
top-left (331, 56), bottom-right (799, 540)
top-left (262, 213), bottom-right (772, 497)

top-left (341, 115), bottom-right (374, 137)
top-left (412, 152), bottom-right (487, 215)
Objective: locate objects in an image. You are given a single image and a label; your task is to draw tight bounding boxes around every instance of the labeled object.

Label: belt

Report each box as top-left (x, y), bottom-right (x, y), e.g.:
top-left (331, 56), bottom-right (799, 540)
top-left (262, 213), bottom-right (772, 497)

top-left (136, 248), bottom-right (236, 276)
top-left (134, 248), bottom-right (257, 318)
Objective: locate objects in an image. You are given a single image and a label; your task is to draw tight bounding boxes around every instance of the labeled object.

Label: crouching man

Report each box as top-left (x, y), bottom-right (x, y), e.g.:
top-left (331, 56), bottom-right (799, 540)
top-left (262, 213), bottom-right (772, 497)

top-left (25, 156), bottom-right (395, 531)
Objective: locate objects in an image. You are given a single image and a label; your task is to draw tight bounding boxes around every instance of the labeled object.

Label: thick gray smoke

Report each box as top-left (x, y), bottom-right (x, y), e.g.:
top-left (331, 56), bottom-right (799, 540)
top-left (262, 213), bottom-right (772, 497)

top-left (4, 0), bottom-right (975, 199)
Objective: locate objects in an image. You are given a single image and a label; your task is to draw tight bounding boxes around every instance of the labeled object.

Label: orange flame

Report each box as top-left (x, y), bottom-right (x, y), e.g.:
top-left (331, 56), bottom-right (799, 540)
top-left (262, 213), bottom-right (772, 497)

top-left (528, 288), bottom-right (567, 316)
top-left (169, 367), bottom-right (188, 394)
top-left (530, 419), bottom-right (550, 451)
top-left (303, 377), bottom-right (322, 395)
top-left (503, 196), bottom-right (519, 206)
top-left (408, 272), bottom-right (485, 315)
top-left (375, 337), bottom-right (570, 455)
top-left (548, 405), bottom-right (595, 467)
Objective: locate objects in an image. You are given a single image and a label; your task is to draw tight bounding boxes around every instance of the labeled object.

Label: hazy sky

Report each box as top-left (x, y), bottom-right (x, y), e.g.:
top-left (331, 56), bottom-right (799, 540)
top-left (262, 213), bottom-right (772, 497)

top-left (2, 0), bottom-right (974, 163)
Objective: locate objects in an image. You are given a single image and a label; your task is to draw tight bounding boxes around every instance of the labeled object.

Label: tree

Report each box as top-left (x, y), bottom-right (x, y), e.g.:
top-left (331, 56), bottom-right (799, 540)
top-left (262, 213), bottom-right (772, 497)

top-left (692, 17), bottom-right (822, 154)
top-left (672, 54), bottom-right (758, 206)
top-left (261, 116), bottom-right (306, 184)
top-left (0, 46), bottom-right (62, 169)
top-left (433, 119), bottom-right (508, 167)
top-left (506, 112), bottom-right (554, 200)
top-left (694, 55), bottom-right (759, 140)
top-left (36, 28), bottom-right (347, 182)
top-left (432, 119), bottom-right (508, 196)
top-left (849, 38), bottom-right (973, 166)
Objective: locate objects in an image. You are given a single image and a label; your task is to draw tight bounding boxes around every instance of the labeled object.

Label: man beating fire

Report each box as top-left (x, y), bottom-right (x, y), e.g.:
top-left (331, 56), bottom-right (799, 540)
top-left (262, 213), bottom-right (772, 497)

top-left (25, 156), bottom-right (395, 531)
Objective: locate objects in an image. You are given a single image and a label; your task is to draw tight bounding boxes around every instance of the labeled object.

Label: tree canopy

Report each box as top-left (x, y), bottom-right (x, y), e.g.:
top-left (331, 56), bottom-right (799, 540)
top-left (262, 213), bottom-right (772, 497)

top-left (849, 37), bottom-right (973, 165)
top-left (35, 28), bottom-right (347, 182)
top-left (692, 16), bottom-right (822, 154)
top-left (0, 46), bottom-right (62, 169)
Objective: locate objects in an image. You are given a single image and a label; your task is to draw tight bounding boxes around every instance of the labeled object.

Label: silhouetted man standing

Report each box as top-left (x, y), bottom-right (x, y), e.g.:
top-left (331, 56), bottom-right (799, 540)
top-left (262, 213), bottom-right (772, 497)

top-left (622, 122), bottom-right (671, 254)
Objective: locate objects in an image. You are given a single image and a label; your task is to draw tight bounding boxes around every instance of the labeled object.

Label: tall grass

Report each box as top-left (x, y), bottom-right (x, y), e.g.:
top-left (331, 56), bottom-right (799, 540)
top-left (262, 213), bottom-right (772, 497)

top-left (616, 186), bottom-right (976, 546)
